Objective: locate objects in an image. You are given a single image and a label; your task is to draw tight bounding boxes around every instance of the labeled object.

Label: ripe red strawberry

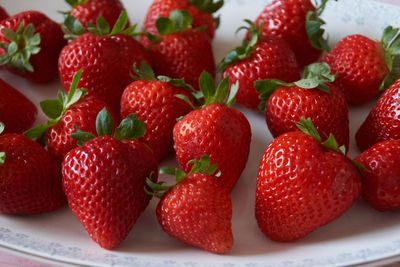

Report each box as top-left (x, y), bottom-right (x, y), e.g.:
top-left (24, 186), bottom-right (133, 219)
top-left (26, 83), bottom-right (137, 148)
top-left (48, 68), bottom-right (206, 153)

top-left (147, 155), bottom-right (233, 254)
top-left (256, 62), bottom-right (349, 148)
top-left (59, 11), bottom-right (150, 115)
top-left (256, 118), bottom-right (362, 241)
top-left (219, 21), bottom-right (300, 110)
top-left (355, 139), bottom-right (400, 211)
top-left (173, 72), bottom-right (251, 192)
top-left (0, 78), bottom-right (37, 134)
top-left (143, 0), bottom-right (223, 40)
top-left (62, 109), bottom-right (158, 249)
top-left (65, 0), bottom-right (128, 28)
top-left (0, 6), bottom-right (9, 21)
top-left (120, 62), bottom-right (194, 162)
top-left (0, 11), bottom-right (66, 83)
top-left (142, 10), bottom-right (215, 90)
top-left (356, 79), bottom-right (400, 151)
top-left (322, 26), bottom-right (400, 104)
top-left (254, 0), bottom-right (330, 68)
top-left (0, 124), bottom-right (65, 214)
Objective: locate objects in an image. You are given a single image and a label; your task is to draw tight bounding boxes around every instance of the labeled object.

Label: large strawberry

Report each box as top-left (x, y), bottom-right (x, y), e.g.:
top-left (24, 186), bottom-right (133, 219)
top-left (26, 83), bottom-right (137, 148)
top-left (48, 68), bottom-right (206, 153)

top-left (0, 78), bottom-right (37, 134)
top-left (147, 155), bottom-right (233, 254)
top-left (0, 11), bottom-right (66, 82)
top-left (322, 26), bottom-right (400, 104)
top-left (0, 5), bottom-right (9, 21)
top-left (59, 11), bottom-right (150, 115)
top-left (143, 0), bottom-right (223, 40)
top-left (0, 123), bottom-right (65, 214)
top-left (254, 0), bottom-right (331, 68)
top-left (120, 62), bottom-right (194, 162)
top-left (62, 109), bottom-right (158, 249)
top-left (356, 79), bottom-right (400, 151)
top-left (218, 20), bottom-right (300, 110)
top-left (256, 118), bottom-right (362, 241)
top-left (173, 72), bottom-right (251, 192)
top-left (256, 62), bottom-right (349, 148)
top-left (355, 139), bottom-right (400, 211)
top-left (25, 70), bottom-right (115, 162)
top-left (142, 10), bottom-right (215, 90)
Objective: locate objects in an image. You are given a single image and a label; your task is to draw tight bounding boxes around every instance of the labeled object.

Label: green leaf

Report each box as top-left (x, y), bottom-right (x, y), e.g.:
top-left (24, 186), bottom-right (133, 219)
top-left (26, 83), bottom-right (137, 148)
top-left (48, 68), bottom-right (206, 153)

top-left (380, 54), bottom-right (400, 90)
top-left (188, 0), bottom-right (224, 13)
top-left (63, 15), bottom-right (86, 37)
top-left (0, 122), bottom-right (4, 134)
top-left (255, 79), bottom-right (292, 111)
top-left (114, 113), bottom-right (146, 140)
top-left (381, 26), bottom-right (399, 50)
top-left (352, 160), bottom-right (369, 177)
top-left (321, 134), bottom-right (340, 152)
top-left (294, 62), bottom-right (335, 92)
top-left (65, 0), bottom-right (86, 8)
top-left (40, 99), bottom-right (63, 119)
top-left (214, 76), bottom-right (230, 104)
top-left (295, 117), bottom-right (321, 143)
top-left (109, 10), bottom-right (128, 35)
top-left (144, 32), bottom-right (161, 44)
top-left (70, 125), bottom-right (95, 147)
top-left (175, 94), bottom-right (197, 110)
top-left (199, 71), bottom-right (216, 104)
top-left (294, 78), bottom-right (320, 89)
top-left (2, 27), bottom-right (18, 42)
top-left (0, 152), bottom-right (5, 166)
top-left (67, 69), bottom-right (83, 103)
top-left (226, 81), bottom-right (239, 107)
top-left (187, 154), bottom-right (219, 176)
top-left (96, 16), bottom-right (110, 35)
top-left (24, 122), bottom-right (56, 139)
top-left (160, 166), bottom-right (186, 183)
top-left (122, 24), bottom-right (138, 36)
top-left (170, 9), bottom-right (192, 32)
top-left (95, 108), bottom-right (114, 136)
top-left (158, 76), bottom-right (195, 91)
top-left (156, 17), bottom-right (175, 35)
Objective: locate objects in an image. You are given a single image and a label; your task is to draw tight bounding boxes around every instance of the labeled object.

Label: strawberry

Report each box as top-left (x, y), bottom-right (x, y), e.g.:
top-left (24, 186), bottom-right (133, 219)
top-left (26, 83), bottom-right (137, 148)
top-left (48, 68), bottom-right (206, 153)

top-left (59, 11), bottom-right (150, 115)
top-left (355, 139), bottom-right (400, 211)
top-left (218, 21), bottom-right (300, 110)
top-left (120, 62), bottom-right (194, 162)
top-left (147, 155), bottom-right (233, 254)
top-left (0, 123), bottom-right (65, 214)
top-left (0, 78), bottom-right (37, 134)
top-left (65, 0), bottom-right (129, 28)
top-left (173, 72), bottom-right (251, 192)
top-left (143, 0), bottom-right (223, 40)
top-left (25, 70), bottom-right (115, 162)
top-left (356, 79), bottom-right (400, 151)
top-left (142, 10), bottom-right (215, 90)
top-left (256, 118), bottom-right (362, 241)
top-left (0, 5), bottom-right (9, 21)
top-left (62, 109), bottom-right (158, 249)
top-left (322, 26), bottom-right (400, 104)
top-left (0, 11), bottom-right (66, 83)
top-left (256, 62), bottom-right (349, 148)
top-left (254, 0), bottom-right (331, 68)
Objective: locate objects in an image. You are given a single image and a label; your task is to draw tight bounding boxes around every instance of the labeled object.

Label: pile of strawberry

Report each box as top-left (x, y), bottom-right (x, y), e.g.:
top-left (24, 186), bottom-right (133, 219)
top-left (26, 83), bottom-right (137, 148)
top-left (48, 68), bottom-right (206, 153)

top-left (1, 0), bottom-right (400, 255)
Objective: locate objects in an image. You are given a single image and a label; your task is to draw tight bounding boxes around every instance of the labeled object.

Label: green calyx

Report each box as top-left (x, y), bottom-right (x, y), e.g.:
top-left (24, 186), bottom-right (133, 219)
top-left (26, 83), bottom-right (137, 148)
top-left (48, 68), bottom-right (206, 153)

top-left (217, 19), bottom-right (262, 73)
top-left (145, 154), bottom-right (219, 198)
top-left (24, 69), bottom-right (87, 140)
top-left (380, 26), bottom-right (400, 90)
top-left (62, 10), bottom-right (138, 39)
top-left (65, 0), bottom-right (87, 8)
top-left (255, 62), bottom-right (336, 111)
top-left (0, 22), bottom-right (41, 72)
top-left (70, 108), bottom-right (146, 146)
top-left (188, 0), bottom-right (224, 14)
top-left (0, 122), bottom-right (4, 166)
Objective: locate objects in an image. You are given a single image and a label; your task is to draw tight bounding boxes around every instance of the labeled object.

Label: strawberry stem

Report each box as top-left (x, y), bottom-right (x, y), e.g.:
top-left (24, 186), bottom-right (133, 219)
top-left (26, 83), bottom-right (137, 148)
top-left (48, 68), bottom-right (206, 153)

top-left (380, 26), bottom-right (400, 91)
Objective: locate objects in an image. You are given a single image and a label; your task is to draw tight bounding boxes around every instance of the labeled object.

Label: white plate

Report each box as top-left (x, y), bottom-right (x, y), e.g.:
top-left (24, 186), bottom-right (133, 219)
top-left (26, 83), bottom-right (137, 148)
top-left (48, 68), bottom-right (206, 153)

top-left (1, 0), bottom-right (400, 266)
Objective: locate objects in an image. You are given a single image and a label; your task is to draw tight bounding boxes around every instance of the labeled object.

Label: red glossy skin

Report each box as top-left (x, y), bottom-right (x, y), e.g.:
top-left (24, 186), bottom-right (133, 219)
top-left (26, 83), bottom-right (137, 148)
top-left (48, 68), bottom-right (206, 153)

top-left (222, 36), bottom-right (300, 110)
top-left (0, 79), bottom-right (37, 134)
top-left (0, 6), bottom-right (9, 21)
top-left (0, 11), bottom-right (66, 83)
top-left (256, 131), bottom-right (362, 241)
top-left (62, 136), bottom-right (158, 249)
top-left (0, 134), bottom-right (65, 214)
top-left (254, 0), bottom-right (321, 68)
top-left (157, 173), bottom-right (233, 254)
top-left (58, 33), bottom-right (151, 115)
top-left (143, 0), bottom-right (216, 40)
top-left (355, 139), bottom-right (400, 211)
top-left (356, 79), bottom-right (400, 151)
top-left (265, 84), bottom-right (350, 149)
top-left (45, 97), bottom-right (115, 162)
top-left (173, 104), bottom-right (251, 192)
top-left (322, 34), bottom-right (388, 105)
top-left (120, 80), bottom-right (193, 162)
top-left (145, 28), bottom-right (215, 91)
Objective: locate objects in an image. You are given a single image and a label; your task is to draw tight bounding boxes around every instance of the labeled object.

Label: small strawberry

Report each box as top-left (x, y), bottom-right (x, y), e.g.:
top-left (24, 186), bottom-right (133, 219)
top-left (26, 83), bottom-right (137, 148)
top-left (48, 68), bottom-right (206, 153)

top-left (147, 155), bottom-right (233, 254)
top-left (322, 26), bottom-right (400, 104)
top-left (256, 118), bottom-right (362, 241)
top-left (356, 79), bottom-right (400, 151)
top-left (218, 20), bottom-right (300, 110)
top-left (0, 11), bottom-right (66, 82)
top-left (0, 123), bottom-right (65, 214)
top-left (355, 139), bottom-right (400, 211)
top-left (0, 5), bottom-right (9, 21)
top-left (255, 62), bottom-right (349, 148)
top-left (24, 70), bottom-right (115, 162)
top-left (120, 62), bottom-right (194, 162)
top-left (0, 78), bottom-right (37, 134)
top-left (173, 72), bottom-right (251, 192)
top-left (254, 0), bottom-right (331, 68)
top-left (62, 109), bottom-right (158, 249)
top-left (143, 0), bottom-right (223, 40)
top-left (142, 10), bottom-right (215, 90)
